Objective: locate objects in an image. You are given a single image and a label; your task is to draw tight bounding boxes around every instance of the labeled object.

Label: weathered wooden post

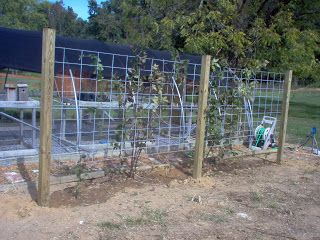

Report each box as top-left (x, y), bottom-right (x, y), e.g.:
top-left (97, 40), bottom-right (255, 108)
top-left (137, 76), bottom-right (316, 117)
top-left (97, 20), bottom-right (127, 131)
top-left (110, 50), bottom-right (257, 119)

top-left (193, 55), bottom-right (211, 179)
top-left (38, 28), bottom-right (56, 207)
top-left (276, 70), bottom-right (292, 164)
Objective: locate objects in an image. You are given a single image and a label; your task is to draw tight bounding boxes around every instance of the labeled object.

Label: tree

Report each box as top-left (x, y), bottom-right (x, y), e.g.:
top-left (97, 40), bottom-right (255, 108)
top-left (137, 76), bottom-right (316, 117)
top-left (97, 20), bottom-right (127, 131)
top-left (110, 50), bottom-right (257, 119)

top-left (87, 0), bottom-right (124, 42)
top-left (0, 0), bottom-right (47, 30)
top-left (0, 0), bottom-right (87, 38)
top-left (249, 10), bottom-right (320, 85)
top-left (85, 0), bottom-right (319, 84)
top-left (38, 0), bottom-right (87, 37)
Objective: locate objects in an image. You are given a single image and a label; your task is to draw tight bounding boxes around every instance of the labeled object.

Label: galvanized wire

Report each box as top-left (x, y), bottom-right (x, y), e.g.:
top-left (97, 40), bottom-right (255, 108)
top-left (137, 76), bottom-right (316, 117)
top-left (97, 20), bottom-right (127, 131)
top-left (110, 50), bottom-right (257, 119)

top-left (0, 47), bottom-right (285, 171)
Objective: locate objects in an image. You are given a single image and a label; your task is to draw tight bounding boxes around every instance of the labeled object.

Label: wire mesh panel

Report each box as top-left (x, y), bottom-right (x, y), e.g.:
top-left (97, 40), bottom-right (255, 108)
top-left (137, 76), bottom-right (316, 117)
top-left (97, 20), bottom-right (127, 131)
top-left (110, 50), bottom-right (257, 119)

top-left (52, 47), bottom-right (201, 169)
top-left (0, 45), bottom-right (286, 183)
top-left (207, 68), bottom-right (284, 153)
top-left (0, 106), bottom-right (39, 161)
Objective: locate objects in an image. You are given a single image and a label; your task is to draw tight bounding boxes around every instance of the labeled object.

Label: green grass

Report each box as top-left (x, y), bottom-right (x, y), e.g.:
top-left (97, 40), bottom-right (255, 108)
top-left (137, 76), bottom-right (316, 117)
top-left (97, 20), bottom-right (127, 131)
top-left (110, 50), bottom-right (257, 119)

top-left (97, 208), bottom-right (167, 231)
top-left (0, 76), bottom-right (40, 90)
top-left (203, 214), bottom-right (226, 223)
top-left (287, 90), bottom-right (320, 144)
top-left (267, 201), bottom-right (278, 209)
top-left (251, 89), bottom-right (319, 145)
top-left (98, 221), bottom-right (122, 230)
top-left (123, 208), bottom-right (167, 227)
top-left (250, 191), bottom-right (263, 202)
top-left (224, 207), bottom-right (235, 215)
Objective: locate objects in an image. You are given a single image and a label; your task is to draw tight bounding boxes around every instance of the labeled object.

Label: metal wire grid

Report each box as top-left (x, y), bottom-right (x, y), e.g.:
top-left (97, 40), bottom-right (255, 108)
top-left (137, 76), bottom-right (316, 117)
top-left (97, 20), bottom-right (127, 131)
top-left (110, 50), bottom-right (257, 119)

top-left (206, 69), bottom-right (284, 148)
top-left (0, 47), bottom-right (284, 167)
top-left (0, 111), bottom-right (37, 151)
top-left (52, 47), bottom-right (201, 160)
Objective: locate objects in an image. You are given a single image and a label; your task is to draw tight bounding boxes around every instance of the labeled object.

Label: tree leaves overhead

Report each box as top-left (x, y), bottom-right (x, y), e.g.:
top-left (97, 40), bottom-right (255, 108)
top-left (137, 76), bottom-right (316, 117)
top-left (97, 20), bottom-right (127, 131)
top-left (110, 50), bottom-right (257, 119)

top-left (86, 0), bottom-right (320, 84)
top-left (0, 0), bottom-right (86, 37)
top-left (0, 0), bottom-right (47, 30)
top-left (0, 0), bottom-right (319, 84)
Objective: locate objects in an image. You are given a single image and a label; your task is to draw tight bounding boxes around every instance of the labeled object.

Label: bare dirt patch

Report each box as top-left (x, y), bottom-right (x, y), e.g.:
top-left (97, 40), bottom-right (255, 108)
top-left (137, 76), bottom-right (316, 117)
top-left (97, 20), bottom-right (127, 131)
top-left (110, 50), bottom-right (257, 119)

top-left (0, 149), bottom-right (319, 240)
top-left (50, 167), bottom-right (188, 208)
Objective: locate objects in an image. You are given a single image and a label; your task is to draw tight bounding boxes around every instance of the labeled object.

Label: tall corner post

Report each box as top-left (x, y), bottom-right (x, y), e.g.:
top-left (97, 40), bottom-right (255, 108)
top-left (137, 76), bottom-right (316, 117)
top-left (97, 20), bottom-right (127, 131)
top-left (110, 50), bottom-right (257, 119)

top-left (276, 70), bottom-right (292, 164)
top-left (38, 28), bottom-right (56, 207)
top-left (193, 55), bottom-right (211, 179)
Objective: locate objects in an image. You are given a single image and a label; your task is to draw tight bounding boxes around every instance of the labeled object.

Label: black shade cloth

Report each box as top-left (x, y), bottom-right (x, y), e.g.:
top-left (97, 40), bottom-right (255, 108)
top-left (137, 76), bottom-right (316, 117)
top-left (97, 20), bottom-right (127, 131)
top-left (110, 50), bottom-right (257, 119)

top-left (0, 27), bottom-right (201, 78)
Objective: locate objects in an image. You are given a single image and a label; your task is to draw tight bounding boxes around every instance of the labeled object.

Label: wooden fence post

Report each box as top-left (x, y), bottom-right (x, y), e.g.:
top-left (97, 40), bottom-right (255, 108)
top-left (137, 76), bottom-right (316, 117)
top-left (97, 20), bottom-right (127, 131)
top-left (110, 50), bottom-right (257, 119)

top-left (276, 70), bottom-right (292, 164)
top-left (38, 28), bottom-right (56, 207)
top-left (193, 55), bottom-right (211, 179)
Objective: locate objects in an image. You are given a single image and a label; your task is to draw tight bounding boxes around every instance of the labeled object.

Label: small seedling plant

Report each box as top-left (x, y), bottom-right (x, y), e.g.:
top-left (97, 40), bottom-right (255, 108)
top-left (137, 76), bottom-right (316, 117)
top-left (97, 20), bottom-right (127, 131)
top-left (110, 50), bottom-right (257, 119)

top-left (73, 154), bottom-right (89, 199)
top-left (79, 52), bottom-right (169, 178)
top-left (113, 53), bottom-right (168, 178)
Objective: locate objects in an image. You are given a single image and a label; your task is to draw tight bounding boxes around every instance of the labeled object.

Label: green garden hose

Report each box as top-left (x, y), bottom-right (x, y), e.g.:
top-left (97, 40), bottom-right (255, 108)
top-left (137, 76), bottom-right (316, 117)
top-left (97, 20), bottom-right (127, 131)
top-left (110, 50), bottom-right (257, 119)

top-left (255, 125), bottom-right (266, 147)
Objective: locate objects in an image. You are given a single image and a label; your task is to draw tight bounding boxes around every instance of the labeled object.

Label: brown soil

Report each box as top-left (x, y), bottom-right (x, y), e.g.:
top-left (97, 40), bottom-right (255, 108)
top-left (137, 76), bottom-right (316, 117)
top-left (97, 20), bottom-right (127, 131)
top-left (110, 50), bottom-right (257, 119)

top-left (50, 167), bottom-right (188, 208)
top-left (0, 148), bottom-right (319, 240)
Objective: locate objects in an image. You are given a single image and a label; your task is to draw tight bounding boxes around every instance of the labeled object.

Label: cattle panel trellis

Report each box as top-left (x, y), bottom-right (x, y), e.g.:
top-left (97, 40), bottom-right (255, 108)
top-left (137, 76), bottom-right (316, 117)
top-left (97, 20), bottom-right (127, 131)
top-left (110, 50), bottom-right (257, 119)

top-left (50, 47), bottom-right (285, 162)
top-left (207, 68), bottom-right (285, 147)
top-left (52, 46), bottom-right (202, 157)
top-left (0, 29), bottom-right (291, 207)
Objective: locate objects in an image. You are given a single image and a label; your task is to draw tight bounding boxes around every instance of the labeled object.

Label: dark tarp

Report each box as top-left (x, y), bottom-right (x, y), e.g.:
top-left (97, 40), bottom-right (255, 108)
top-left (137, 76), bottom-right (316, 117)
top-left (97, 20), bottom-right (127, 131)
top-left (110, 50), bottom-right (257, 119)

top-left (0, 27), bottom-right (201, 78)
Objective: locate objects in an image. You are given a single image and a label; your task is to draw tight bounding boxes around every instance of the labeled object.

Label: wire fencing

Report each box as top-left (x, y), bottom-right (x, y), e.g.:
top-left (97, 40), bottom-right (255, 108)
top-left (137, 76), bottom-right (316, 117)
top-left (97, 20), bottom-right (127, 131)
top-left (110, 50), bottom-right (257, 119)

top-left (0, 45), bottom-right (286, 181)
top-left (206, 69), bottom-right (284, 151)
top-left (52, 47), bottom-right (201, 160)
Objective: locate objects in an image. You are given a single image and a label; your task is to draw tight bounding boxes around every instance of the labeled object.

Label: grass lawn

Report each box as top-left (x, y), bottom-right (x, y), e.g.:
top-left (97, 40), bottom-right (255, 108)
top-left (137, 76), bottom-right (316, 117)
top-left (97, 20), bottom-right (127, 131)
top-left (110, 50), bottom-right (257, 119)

top-left (0, 77), bottom-right (40, 90)
top-left (287, 90), bottom-right (320, 145)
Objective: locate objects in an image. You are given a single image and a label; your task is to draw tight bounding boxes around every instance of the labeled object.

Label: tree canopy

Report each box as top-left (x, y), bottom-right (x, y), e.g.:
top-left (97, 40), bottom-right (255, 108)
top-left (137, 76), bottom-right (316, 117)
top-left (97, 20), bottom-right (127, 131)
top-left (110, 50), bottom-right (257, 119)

top-left (0, 0), bottom-right (86, 37)
top-left (0, 0), bottom-right (319, 85)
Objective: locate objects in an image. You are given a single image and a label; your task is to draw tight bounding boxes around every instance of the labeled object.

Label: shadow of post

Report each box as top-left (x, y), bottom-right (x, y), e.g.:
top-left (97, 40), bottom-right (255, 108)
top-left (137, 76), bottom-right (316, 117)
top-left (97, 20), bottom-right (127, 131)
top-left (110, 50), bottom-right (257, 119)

top-left (17, 157), bottom-right (37, 201)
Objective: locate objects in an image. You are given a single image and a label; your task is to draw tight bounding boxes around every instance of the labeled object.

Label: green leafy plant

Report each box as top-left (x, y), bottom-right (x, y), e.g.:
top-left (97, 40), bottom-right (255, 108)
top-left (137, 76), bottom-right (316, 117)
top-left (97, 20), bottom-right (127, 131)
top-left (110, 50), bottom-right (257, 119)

top-left (72, 154), bottom-right (88, 199)
top-left (206, 66), bottom-right (256, 160)
top-left (80, 54), bottom-right (104, 81)
top-left (113, 52), bottom-right (169, 178)
top-left (79, 53), bottom-right (107, 101)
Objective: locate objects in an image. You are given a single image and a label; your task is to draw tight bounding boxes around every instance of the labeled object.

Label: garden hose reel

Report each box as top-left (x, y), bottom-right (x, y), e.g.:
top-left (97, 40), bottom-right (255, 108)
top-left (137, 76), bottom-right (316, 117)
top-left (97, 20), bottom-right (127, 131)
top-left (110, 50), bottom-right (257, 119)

top-left (251, 116), bottom-right (277, 150)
